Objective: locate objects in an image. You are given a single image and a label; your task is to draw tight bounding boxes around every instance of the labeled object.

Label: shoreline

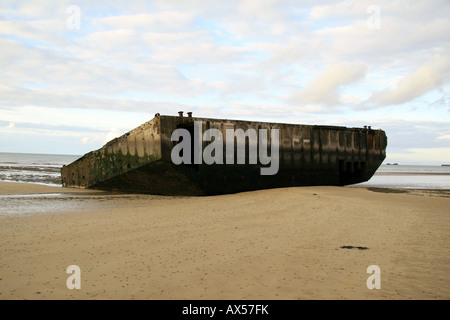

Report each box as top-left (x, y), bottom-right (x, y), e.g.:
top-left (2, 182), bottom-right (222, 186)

top-left (1, 181), bottom-right (449, 300)
top-left (2, 180), bottom-right (449, 196)
top-left (0, 180), bottom-right (89, 195)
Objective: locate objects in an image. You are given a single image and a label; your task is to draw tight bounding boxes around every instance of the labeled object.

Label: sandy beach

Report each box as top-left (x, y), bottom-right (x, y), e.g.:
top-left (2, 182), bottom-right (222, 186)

top-left (0, 181), bottom-right (449, 300)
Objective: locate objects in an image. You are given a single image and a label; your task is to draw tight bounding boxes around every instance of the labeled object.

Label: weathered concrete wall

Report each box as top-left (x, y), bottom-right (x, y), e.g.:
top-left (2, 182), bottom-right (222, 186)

top-left (61, 116), bottom-right (162, 188)
top-left (62, 114), bottom-right (387, 195)
top-left (153, 115), bottom-right (386, 194)
top-left (160, 116), bottom-right (386, 172)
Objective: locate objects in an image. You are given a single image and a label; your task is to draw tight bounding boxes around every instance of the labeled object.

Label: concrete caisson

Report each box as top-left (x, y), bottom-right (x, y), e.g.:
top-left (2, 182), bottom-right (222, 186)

top-left (61, 114), bottom-right (387, 195)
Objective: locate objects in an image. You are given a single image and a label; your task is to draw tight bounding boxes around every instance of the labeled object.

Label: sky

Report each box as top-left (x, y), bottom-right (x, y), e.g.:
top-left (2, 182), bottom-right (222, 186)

top-left (0, 0), bottom-right (449, 165)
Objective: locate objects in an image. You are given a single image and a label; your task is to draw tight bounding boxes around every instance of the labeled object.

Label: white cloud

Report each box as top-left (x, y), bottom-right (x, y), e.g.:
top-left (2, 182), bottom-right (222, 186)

top-left (290, 62), bottom-right (367, 106)
top-left (362, 56), bottom-right (450, 107)
top-left (311, 1), bottom-right (450, 64)
top-left (104, 128), bottom-right (122, 144)
top-left (91, 12), bottom-right (194, 32)
top-left (309, 1), bottom-right (369, 21)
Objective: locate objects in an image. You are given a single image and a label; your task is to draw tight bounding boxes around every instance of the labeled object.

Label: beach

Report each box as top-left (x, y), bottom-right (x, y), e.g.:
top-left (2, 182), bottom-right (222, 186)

top-left (0, 181), bottom-right (449, 300)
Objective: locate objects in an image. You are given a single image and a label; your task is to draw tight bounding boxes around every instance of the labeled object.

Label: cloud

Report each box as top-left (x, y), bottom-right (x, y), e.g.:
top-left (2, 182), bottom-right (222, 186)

top-left (104, 128), bottom-right (122, 144)
top-left (361, 56), bottom-right (450, 108)
top-left (437, 135), bottom-right (450, 140)
top-left (91, 12), bottom-right (194, 32)
top-left (289, 62), bottom-right (367, 106)
top-left (309, 1), bottom-right (370, 21)
top-left (6, 122), bottom-right (15, 129)
top-left (310, 1), bottom-right (450, 66)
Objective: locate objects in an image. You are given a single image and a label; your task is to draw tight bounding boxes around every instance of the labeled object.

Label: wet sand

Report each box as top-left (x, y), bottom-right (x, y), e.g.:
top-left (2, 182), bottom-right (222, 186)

top-left (0, 181), bottom-right (449, 300)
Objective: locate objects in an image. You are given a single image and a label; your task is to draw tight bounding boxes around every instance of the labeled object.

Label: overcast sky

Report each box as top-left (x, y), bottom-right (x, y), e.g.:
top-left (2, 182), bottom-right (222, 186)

top-left (1, 0), bottom-right (449, 164)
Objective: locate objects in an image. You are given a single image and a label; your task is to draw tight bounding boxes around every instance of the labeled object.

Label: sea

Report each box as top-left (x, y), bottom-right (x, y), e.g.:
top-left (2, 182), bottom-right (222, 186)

top-left (0, 152), bottom-right (81, 187)
top-left (0, 152), bottom-right (449, 190)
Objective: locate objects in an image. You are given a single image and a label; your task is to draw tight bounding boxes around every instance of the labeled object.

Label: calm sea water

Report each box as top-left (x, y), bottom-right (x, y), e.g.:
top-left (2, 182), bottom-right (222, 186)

top-left (352, 164), bottom-right (450, 189)
top-left (0, 152), bottom-right (80, 186)
top-left (0, 152), bottom-right (449, 189)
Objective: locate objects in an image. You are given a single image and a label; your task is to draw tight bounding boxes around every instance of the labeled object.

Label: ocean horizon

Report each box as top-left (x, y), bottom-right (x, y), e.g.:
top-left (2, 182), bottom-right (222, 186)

top-left (1, 152), bottom-right (449, 190)
top-left (0, 152), bottom-right (80, 187)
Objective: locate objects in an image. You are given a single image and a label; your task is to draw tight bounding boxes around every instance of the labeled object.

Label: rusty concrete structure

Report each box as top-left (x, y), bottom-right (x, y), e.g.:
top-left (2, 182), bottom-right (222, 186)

top-left (61, 113), bottom-right (387, 195)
